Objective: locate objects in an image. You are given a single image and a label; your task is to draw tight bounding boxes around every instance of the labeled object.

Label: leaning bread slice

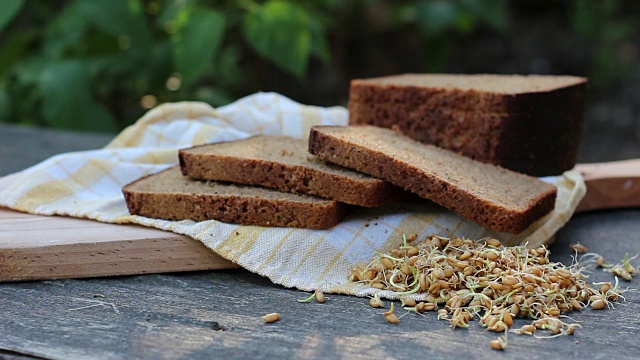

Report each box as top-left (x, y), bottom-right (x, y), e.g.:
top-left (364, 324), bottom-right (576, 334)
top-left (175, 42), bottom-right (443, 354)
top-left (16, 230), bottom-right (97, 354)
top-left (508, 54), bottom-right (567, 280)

top-left (179, 136), bottom-right (397, 207)
top-left (308, 125), bottom-right (557, 234)
top-left (123, 167), bottom-right (350, 229)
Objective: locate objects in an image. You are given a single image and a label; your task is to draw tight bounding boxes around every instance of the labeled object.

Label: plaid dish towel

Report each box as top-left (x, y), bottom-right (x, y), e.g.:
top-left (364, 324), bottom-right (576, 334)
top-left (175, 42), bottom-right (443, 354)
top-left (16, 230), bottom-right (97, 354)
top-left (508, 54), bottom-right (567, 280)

top-left (0, 92), bottom-right (586, 299)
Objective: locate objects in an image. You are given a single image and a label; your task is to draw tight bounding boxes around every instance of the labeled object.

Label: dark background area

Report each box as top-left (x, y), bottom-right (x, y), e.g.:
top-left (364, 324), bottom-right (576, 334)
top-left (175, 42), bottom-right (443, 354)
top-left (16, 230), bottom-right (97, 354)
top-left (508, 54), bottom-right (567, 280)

top-left (0, 0), bottom-right (638, 163)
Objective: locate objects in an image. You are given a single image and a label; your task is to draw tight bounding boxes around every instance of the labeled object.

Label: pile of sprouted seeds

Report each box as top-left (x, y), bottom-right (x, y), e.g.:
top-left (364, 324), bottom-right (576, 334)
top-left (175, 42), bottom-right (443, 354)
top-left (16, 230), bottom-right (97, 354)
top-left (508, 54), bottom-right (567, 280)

top-left (349, 234), bottom-right (637, 350)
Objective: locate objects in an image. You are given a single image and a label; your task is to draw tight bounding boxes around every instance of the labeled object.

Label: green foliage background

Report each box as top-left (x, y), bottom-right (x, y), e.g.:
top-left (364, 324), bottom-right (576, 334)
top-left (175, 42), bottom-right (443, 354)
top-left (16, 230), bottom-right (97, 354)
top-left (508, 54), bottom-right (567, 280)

top-left (0, 0), bottom-right (637, 133)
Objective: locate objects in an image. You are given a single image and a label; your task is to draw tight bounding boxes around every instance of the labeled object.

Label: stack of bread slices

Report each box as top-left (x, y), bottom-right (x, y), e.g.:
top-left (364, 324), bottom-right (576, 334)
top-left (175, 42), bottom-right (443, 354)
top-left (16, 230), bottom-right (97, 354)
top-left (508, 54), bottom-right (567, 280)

top-left (124, 74), bottom-right (586, 234)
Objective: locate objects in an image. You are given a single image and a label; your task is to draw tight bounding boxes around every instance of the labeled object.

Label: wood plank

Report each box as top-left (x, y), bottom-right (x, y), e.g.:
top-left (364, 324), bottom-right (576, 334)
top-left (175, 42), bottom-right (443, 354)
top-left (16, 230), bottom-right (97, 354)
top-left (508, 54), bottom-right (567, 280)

top-left (575, 159), bottom-right (640, 212)
top-left (0, 207), bottom-right (237, 282)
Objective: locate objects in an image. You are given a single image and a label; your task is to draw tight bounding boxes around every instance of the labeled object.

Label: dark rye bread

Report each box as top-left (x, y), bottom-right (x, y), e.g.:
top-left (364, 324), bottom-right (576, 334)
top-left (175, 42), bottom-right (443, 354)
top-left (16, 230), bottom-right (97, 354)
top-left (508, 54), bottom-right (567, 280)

top-left (309, 125), bottom-right (557, 234)
top-left (123, 167), bottom-right (350, 229)
top-left (179, 136), bottom-right (397, 207)
top-left (349, 74), bottom-right (588, 176)
top-left (349, 103), bottom-right (583, 175)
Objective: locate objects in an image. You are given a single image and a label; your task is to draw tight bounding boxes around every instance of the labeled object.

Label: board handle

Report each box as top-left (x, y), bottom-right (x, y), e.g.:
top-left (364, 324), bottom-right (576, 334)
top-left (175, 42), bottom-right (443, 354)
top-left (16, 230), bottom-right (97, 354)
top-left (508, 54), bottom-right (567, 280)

top-left (574, 159), bottom-right (640, 213)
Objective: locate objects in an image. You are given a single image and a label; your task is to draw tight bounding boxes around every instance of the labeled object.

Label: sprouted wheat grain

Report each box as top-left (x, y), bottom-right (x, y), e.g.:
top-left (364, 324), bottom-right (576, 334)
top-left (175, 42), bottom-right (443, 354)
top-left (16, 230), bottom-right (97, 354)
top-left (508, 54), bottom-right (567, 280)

top-left (580, 252), bottom-right (638, 281)
top-left (570, 243), bottom-right (588, 253)
top-left (262, 313), bottom-right (280, 323)
top-left (350, 234), bottom-right (630, 349)
top-left (384, 303), bottom-right (400, 324)
top-left (370, 293), bottom-right (383, 308)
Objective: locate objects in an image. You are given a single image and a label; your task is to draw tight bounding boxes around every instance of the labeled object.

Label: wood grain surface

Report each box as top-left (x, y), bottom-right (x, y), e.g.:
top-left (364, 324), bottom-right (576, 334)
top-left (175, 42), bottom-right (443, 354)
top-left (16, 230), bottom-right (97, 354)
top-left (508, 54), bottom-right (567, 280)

top-left (0, 208), bottom-right (237, 282)
top-left (575, 159), bottom-right (640, 212)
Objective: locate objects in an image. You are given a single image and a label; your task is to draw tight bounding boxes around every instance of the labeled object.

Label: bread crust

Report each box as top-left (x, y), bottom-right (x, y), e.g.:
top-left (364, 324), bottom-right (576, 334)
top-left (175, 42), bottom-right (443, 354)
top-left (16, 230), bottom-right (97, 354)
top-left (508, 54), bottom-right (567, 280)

top-left (309, 126), bottom-right (557, 234)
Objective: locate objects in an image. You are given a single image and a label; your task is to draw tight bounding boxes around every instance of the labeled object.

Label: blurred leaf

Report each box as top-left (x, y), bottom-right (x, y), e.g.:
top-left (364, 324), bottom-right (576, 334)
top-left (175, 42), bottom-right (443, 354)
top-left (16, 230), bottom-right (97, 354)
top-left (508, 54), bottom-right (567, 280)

top-left (602, 0), bottom-right (619, 14)
top-left (194, 86), bottom-right (233, 107)
top-left (394, 4), bottom-right (418, 24)
top-left (571, 0), bottom-right (594, 35)
top-left (43, 2), bottom-right (88, 58)
top-left (75, 0), bottom-right (151, 55)
top-left (425, 36), bottom-right (450, 72)
top-left (172, 7), bottom-right (226, 88)
top-left (0, 85), bottom-right (10, 121)
top-left (214, 45), bottom-right (246, 89)
top-left (146, 39), bottom-right (174, 90)
top-left (416, 0), bottom-right (457, 36)
top-left (243, 0), bottom-right (313, 78)
top-left (454, 13), bottom-right (476, 34)
top-left (569, 0), bottom-right (635, 85)
top-left (37, 61), bottom-right (116, 132)
top-left (14, 57), bottom-right (46, 84)
top-left (0, 0), bottom-right (24, 33)
top-left (417, 0), bottom-right (506, 36)
top-left (84, 32), bottom-right (122, 57)
top-left (310, 22), bottom-right (330, 64)
top-left (157, 0), bottom-right (197, 25)
top-left (460, 0), bottom-right (506, 32)
top-left (0, 29), bottom-right (37, 78)
top-left (314, 0), bottom-right (344, 11)
top-left (602, 23), bottom-right (632, 42)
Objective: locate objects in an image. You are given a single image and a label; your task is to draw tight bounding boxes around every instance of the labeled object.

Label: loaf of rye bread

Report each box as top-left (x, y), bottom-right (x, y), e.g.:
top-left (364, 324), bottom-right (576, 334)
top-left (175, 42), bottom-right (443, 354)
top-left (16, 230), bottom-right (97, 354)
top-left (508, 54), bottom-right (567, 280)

top-left (308, 125), bottom-right (557, 234)
top-left (123, 167), bottom-right (351, 229)
top-left (349, 74), bottom-right (588, 176)
top-left (179, 136), bottom-right (397, 207)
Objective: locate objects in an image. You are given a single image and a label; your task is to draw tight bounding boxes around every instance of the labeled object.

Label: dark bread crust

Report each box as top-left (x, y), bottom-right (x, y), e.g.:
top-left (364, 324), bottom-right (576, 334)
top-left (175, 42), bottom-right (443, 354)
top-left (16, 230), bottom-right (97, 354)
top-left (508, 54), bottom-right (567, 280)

top-left (123, 167), bottom-right (351, 229)
top-left (309, 126), bottom-right (557, 234)
top-left (179, 136), bottom-right (397, 207)
top-left (349, 74), bottom-right (587, 176)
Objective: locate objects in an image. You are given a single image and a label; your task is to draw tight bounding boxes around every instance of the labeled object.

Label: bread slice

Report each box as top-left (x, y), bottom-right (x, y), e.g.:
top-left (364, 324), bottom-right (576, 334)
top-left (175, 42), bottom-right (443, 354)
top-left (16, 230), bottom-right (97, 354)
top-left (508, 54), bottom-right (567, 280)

top-left (349, 74), bottom-right (587, 176)
top-left (309, 125), bottom-right (557, 234)
top-left (179, 136), bottom-right (397, 207)
top-left (123, 167), bottom-right (351, 229)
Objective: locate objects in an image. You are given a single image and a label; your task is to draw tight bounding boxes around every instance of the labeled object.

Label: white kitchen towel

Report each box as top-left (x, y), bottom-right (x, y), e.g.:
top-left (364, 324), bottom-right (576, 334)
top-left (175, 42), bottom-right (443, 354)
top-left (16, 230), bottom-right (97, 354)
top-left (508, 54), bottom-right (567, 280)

top-left (0, 92), bottom-right (586, 299)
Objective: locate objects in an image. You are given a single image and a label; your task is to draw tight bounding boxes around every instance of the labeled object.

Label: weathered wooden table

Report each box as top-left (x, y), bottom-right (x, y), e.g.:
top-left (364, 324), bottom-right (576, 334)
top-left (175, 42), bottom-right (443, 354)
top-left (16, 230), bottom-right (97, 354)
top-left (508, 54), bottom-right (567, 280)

top-left (1, 124), bottom-right (639, 359)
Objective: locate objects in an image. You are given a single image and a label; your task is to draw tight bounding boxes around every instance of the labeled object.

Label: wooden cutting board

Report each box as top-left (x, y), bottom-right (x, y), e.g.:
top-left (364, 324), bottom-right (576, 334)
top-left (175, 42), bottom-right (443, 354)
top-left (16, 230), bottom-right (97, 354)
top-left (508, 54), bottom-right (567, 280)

top-left (0, 210), bottom-right (237, 282)
top-left (1, 160), bottom-right (638, 282)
